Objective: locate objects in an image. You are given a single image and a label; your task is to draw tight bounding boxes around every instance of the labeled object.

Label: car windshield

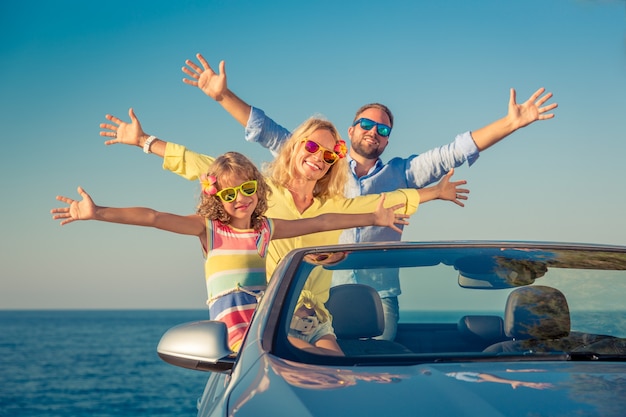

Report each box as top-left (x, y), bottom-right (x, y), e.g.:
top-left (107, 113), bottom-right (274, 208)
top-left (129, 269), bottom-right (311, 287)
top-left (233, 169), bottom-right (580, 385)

top-left (273, 242), bottom-right (626, 364)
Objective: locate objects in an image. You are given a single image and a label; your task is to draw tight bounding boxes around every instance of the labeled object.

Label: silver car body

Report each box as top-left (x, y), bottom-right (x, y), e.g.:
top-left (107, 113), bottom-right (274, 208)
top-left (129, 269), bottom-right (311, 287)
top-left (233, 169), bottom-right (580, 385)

top-left (158, 241), bottom-right (626, 416)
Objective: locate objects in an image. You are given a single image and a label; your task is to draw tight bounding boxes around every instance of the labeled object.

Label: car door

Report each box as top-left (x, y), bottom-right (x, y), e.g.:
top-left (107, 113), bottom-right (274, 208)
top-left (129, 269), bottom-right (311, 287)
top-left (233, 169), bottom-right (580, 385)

top-left (196, 372), bottom-right (230, 416)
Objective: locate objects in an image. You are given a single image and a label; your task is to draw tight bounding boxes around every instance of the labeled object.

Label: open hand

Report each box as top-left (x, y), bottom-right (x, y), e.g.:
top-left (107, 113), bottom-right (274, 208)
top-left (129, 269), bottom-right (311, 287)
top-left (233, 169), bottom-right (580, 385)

top-left (182, 53), bottom-right (228, 101)
top-left (100, 108), bottom-right (146, 146)
top-left (509, 87), bottom-right (558, 129)
top-left (436, 169), bottom-right (469, 207)
top-left (374, 194), bottom-right (410, 233)
top-left (51, 186), bottom-right (96, 225)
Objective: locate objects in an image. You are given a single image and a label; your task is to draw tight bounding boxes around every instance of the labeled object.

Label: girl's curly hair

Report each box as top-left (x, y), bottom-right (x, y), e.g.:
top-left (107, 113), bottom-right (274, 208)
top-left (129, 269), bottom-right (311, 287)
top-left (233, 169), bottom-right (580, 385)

top-left (196, 152), bottom-right (271, 231)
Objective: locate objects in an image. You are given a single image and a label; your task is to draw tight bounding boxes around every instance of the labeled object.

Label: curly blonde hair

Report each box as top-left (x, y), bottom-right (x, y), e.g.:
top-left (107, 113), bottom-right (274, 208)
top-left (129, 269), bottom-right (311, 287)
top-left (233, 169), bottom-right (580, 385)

top-left (196, 152), bottom-right (271, 231)
top-left (263, 117), bottom-right (348, 200)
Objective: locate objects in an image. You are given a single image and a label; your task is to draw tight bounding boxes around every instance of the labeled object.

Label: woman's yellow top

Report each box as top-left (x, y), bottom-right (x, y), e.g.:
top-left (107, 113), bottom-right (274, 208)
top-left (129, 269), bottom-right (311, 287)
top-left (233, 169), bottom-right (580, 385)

top-left (162, 142), bottom-right (419, 278)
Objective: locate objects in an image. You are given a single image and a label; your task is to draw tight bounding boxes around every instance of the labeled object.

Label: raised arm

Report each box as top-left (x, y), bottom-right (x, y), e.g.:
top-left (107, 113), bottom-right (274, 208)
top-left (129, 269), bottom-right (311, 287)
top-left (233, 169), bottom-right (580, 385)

top-left (399, 87), bottom-right (557, 190)
top-left (182, 53), bottom-right (292, 155)
top-left (181, 53), bottom-right (252, 126)
top-left (99, 108), bottom-right (214, 180)
top-left (51, 186), bottom-right (205, 236)
top-left (413, 169), bottom-right (469, 206)
top-left (471, 87), bottom-right (558, 151)
top-left (100, 108), bottom-right (173, 156)
top-left (272, 195), bottom-right (410, 239)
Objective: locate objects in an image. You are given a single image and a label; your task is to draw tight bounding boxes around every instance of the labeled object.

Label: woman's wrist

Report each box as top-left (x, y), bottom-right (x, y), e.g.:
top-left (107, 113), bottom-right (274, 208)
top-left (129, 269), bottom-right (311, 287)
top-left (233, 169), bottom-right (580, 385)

top-left (138, 134), bottom-right (149, 148)
top-left (142, 135), bottom-right (158, 154)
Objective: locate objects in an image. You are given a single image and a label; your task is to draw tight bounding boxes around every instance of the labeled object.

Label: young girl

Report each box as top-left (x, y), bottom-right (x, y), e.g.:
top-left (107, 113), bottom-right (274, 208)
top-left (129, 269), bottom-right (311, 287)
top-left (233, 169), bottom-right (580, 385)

top-left (51, 152), bottom-right (410, 353)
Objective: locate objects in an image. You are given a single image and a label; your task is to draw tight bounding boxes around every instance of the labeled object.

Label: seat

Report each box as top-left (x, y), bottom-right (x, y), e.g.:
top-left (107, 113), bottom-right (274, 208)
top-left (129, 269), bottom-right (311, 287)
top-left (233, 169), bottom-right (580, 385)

top-left (484, 285), bottom-right (580, 353)
top-left (326, 284), bottom-right (412, 355)
top-left (458, 315), bottom-right (508, 350)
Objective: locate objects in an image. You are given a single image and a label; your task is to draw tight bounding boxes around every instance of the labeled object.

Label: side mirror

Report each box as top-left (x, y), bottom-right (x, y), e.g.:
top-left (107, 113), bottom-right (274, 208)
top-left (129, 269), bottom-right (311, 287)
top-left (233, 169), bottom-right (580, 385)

top-left (157, 320), bottom-right (235, 373)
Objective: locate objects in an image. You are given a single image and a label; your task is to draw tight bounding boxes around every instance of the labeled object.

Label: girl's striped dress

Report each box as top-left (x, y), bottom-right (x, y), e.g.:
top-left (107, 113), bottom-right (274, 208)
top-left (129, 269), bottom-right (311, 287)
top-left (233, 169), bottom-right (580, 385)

top-left (203, 218), bottom-right (273, 352)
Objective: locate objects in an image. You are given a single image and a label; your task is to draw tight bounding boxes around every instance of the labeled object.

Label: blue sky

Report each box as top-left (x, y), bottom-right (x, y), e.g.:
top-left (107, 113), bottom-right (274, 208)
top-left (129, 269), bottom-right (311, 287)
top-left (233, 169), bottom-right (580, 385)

top-left (1, 0), bottom-right (625, 309)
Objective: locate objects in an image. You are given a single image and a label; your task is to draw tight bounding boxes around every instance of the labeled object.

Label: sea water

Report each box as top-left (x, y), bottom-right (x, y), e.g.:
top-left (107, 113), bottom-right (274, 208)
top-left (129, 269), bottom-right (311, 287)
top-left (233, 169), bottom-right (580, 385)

top-left (0, 309), bottom-right (499, 417)
top-left (3, 309), bottom-right (625, 417)
top-left (0, 310), bottom-right (210, 417)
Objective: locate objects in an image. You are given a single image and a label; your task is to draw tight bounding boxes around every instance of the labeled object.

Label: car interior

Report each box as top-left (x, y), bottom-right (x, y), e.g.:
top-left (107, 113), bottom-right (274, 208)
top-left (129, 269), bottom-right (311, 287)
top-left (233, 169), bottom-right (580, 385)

top-left (324, 283), bottom-right (510, 355)
top-left (325, 284), bottom-right (412, 355)
top-left (279, 245), bottom-right (626, 360)
top-left (320, 283), bottom-right (619, 356)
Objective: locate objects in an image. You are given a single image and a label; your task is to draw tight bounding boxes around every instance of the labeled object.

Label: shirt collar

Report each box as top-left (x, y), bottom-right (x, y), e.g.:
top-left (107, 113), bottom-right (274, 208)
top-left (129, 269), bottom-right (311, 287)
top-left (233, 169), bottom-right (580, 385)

top-left (347, 154), bottom-right (384, 177)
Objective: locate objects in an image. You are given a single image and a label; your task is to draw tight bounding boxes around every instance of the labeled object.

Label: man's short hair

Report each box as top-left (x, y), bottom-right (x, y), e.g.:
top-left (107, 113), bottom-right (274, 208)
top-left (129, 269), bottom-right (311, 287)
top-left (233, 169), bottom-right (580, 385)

top-left (353, 103), bottom-right (394, 128)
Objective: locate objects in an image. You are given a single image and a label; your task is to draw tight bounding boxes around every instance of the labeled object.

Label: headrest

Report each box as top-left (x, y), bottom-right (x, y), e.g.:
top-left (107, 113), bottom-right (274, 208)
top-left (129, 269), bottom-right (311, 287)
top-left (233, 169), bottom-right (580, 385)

top-left (458, 315), bottom-right (505, 344)
top-left (326, 284), bottom-right (384, 339)
top-left (504, 285), bottom-right (570, 340)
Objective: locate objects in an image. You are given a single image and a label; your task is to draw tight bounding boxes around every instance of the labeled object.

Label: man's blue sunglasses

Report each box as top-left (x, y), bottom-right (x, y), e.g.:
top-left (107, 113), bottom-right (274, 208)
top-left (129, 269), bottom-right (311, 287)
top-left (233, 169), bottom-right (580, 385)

top-left (352, 118), bottom-right (392, 137)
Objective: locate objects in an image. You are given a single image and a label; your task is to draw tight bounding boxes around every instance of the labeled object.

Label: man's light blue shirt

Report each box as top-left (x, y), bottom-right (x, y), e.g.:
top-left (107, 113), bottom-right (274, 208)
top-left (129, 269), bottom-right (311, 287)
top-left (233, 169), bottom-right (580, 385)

top-left (245, 107), bottom-right (480, 298)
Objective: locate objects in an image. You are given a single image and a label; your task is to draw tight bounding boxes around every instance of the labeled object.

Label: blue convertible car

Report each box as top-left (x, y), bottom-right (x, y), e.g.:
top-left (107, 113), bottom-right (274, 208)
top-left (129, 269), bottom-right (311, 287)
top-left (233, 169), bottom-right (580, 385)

top-left (158, 241), bottom-right (626, 416)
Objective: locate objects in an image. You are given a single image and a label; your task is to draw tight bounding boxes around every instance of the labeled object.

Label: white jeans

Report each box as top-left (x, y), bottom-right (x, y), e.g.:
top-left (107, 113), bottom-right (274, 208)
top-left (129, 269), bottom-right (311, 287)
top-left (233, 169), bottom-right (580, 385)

top-left (377, 296), bottom-right (399, 341)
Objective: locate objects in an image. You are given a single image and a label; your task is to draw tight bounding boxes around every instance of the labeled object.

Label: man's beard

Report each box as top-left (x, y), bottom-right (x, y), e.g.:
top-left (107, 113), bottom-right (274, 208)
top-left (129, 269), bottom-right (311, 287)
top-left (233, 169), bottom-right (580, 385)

top-left (351, 139), bottom-right (384, 159)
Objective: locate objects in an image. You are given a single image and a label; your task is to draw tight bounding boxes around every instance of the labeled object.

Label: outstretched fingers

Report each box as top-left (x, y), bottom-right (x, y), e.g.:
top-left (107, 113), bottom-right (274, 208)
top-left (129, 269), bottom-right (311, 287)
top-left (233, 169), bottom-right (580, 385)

top-left (534, 90), bottom-right (552, 106)
top-left (393, 214), bottom-right (410, 222)
top-left (528, 87), bottom-right (558, 119)
top-left (452, 181), bottom-right (470, 207)
top-left (527, 87), bottom-right (546, 103)
top-left (99, 113), bottom-right (123, 145)
top-left (76, 186), bottom-right (89, 197)
top-left (51, 186), bottom-right (93, 225)
top-left (54, 194), bottom-right (73, 205)
top-left (99, 108), bottom-right (145, 146)
top-left (182, 62), bottom-right (200, 85)
top-left (509, 88), bottom-right (517, 108)
top-left (105, 113), bottom-right (124, 124)
top-left (182, 53), bottom-right (214, 85)
top-left (538, 99), bottom-right (558, 119)
top-left (182, 60), bottom-right (202, 85)
top-left (51, 195), bottom-right (75, 225)
top-left (389, 217), bottom-right (409, 233)
top-left (388, 202), bottom-right (410, 233)
top-left (100, 122), bottom-right (118, 132)
top-left (442, 169), bottom-right (470, 207)
top-left (196, 52), bottom-right (211, 69)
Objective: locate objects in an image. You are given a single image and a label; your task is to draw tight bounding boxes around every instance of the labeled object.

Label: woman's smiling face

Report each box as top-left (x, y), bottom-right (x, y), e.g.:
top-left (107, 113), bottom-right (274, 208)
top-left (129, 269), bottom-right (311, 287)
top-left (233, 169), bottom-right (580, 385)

top-left (294, 128), bottom-right (337, 181)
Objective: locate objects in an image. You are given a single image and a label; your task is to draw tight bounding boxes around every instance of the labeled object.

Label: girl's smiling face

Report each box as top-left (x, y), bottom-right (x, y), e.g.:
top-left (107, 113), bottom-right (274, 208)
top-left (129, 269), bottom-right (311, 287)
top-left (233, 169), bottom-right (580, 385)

top-left (217, 174), bottom-right (259, 229)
